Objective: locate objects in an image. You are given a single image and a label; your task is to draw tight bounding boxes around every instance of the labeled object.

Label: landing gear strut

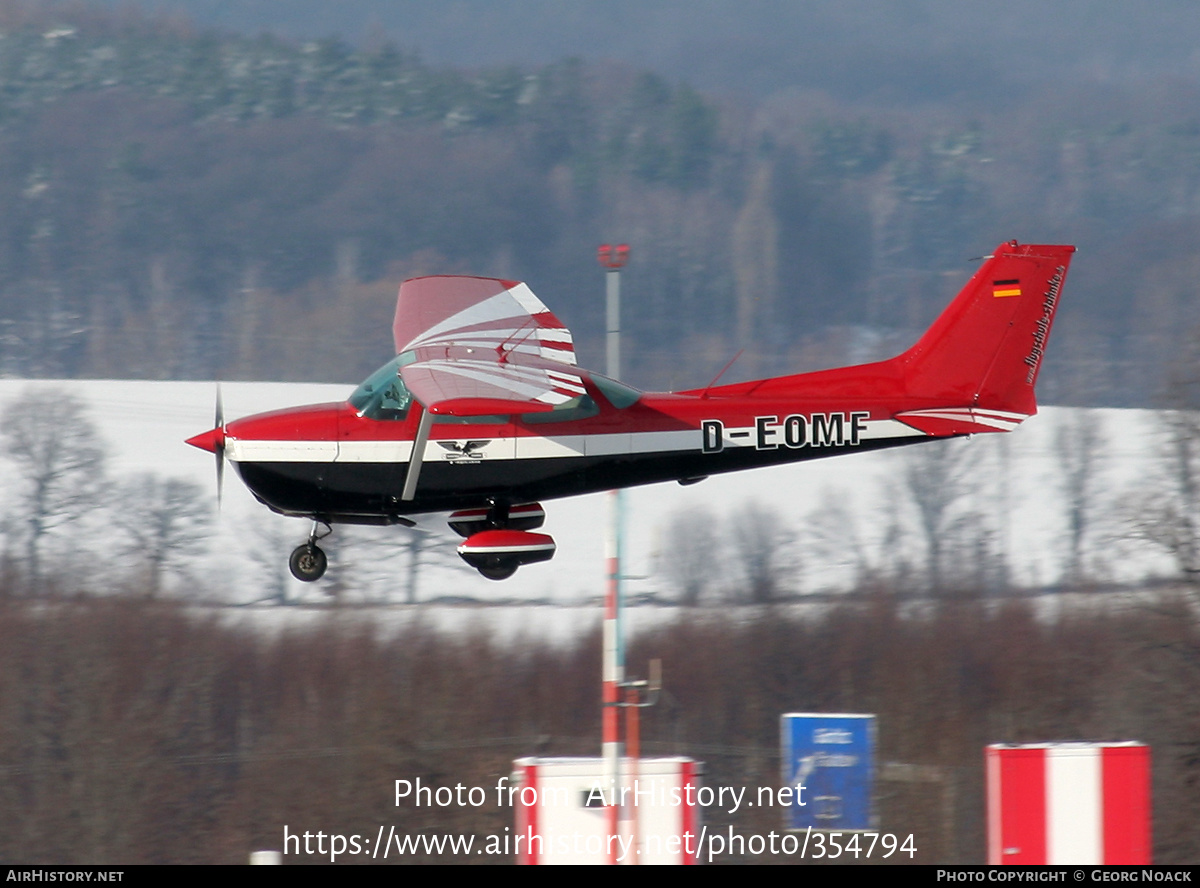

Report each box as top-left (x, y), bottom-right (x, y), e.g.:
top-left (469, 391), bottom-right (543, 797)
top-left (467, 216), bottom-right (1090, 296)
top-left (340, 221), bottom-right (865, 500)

top-left (289, 520), bottom-right (332, 582)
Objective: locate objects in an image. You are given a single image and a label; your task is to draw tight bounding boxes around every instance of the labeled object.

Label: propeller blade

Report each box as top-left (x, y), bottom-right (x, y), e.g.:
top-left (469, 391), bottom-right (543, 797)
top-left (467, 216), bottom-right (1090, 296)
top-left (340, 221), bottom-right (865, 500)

top-left (216, 444), bottom-right (225, 509)
top-left (215, 383), bottom-right (225, 509)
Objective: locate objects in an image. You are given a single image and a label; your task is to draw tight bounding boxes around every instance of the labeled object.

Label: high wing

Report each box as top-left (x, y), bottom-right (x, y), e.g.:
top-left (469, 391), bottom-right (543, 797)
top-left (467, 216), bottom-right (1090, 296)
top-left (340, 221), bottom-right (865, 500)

top-left (392, 276), bottom-right (587, 417)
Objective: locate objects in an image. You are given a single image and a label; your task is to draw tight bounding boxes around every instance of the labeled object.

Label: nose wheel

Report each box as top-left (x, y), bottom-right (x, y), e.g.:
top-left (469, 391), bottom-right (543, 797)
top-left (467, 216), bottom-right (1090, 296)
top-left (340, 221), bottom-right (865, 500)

top-left (289, 544), bottom-right (328, 582)
top-left (289, 520), bottom-right (332, 582)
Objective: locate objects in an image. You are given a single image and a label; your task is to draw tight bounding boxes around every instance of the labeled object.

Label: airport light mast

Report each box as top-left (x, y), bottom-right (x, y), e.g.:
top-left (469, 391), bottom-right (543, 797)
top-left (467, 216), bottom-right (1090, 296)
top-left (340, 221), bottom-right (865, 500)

top-left (597, 242), bottom-right (629, 863)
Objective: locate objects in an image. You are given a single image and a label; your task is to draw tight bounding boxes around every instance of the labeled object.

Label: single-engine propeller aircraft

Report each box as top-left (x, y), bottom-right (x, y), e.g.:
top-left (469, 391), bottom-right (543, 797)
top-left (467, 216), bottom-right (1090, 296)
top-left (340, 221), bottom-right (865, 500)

top-left (188, 240), bottom-right (1074, 582)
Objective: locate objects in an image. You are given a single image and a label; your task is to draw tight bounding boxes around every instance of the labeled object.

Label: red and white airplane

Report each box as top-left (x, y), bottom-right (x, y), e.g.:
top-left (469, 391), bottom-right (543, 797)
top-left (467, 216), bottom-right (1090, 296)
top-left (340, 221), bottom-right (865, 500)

top-left (187, 240), bottom-right (1074, 582)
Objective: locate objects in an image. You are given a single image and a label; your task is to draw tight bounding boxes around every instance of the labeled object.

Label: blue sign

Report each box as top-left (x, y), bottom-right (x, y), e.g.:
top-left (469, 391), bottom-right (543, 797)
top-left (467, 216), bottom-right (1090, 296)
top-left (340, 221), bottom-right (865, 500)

top-left (780, 713), bottom-right (875, 831)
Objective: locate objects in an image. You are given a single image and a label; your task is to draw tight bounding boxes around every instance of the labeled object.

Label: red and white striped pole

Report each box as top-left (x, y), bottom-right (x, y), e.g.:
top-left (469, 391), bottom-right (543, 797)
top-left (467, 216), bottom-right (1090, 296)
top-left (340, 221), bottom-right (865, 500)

top-left (598, 243), bottom-right (629, 863)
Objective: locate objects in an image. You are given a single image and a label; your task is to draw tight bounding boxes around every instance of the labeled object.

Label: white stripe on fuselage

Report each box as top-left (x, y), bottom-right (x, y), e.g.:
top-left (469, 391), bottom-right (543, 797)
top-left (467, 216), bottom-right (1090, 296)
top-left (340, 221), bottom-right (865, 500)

top-left (225, 440), bottom-right (338, 462)
top-left (223, 417), bottom-right (921, 464)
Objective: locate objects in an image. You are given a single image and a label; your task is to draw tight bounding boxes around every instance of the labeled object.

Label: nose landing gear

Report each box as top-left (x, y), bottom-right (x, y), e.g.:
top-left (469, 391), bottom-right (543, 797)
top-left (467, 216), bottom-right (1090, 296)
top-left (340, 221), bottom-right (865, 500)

top-left (289, 520), bottom-right (332, 582)
top-left (289, 544), bottom-right (328, 582)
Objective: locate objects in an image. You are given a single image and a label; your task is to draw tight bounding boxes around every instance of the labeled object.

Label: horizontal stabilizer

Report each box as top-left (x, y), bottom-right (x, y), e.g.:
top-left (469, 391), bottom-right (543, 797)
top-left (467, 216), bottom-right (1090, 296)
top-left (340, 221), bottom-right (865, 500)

top-left (895, 407), bottom-right (1029, 436)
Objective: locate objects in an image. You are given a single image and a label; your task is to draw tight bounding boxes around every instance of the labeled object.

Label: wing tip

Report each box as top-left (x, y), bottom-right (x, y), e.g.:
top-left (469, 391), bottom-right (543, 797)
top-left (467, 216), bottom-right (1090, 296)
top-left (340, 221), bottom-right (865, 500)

top-left (401, 274), bottom-right (522, 290)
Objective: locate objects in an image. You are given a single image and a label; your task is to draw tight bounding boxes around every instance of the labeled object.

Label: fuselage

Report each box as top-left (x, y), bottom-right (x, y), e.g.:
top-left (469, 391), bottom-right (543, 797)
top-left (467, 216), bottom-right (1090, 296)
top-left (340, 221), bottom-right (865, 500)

top-left (217, 367), bottom-right (966, 525)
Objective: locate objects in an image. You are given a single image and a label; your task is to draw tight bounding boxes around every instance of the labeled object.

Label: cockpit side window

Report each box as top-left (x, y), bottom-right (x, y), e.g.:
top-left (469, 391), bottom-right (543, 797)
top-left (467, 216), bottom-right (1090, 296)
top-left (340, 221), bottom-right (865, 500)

top-left (590, 375), bottom-right (642, 409)
top-left (520, 394), bottom-right (599, 424)
top-left (517, 374), bottom-right (639, 424)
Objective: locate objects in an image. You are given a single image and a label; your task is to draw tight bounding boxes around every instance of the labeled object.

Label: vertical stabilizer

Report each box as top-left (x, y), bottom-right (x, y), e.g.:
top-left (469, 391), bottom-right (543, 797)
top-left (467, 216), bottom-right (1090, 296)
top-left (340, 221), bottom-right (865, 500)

top-left (896, 241), bottom-right (1075, 417)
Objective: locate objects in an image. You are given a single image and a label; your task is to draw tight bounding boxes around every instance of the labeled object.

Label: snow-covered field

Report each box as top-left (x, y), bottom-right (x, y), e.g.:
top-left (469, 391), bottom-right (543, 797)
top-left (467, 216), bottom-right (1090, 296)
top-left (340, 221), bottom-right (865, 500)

top-left (0, 379), bottom-right (1173, 608)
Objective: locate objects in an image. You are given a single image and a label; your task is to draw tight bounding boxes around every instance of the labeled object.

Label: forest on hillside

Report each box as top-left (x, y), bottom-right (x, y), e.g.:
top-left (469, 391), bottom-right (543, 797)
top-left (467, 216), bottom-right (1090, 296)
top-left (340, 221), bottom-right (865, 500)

top-left (0, 4), bottom-right (1198, 403)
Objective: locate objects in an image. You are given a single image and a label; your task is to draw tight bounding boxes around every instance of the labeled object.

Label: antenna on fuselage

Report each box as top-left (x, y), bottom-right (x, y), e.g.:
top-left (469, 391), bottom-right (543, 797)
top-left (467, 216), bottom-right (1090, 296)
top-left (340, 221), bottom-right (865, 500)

top-left (699, 349), bottom-right (744, 399)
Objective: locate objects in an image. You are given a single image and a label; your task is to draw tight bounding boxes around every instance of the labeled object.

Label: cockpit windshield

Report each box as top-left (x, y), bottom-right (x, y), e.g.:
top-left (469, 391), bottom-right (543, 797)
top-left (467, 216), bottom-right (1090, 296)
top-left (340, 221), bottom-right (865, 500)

top-left (349, 353), bottom-right (416, 420)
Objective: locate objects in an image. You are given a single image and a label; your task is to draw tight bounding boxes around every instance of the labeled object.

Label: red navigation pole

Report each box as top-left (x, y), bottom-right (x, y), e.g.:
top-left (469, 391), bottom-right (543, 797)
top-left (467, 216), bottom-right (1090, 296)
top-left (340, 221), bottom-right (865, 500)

top-left (597, 242), bottom-right (629, 863)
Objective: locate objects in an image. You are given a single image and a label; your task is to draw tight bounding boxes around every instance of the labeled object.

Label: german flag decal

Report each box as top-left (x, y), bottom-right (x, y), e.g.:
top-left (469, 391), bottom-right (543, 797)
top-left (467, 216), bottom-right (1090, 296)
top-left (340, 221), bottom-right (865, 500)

top-left (992, 278), bottom-right (1021, 297)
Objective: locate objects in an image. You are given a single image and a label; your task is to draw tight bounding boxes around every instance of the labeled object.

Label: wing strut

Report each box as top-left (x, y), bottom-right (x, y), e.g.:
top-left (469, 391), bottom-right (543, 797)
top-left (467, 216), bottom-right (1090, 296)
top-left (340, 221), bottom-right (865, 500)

top-left (401, 405), bottom-right (435, 501)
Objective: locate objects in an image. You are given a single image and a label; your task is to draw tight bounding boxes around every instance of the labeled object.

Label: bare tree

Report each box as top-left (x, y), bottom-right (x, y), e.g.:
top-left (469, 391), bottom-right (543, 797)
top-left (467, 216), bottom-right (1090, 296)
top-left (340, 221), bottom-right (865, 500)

top-left (1055, 409), bottom-right (1106, 586)
top-left (897, 438), bottom-right (992, 596)
top-left (1127, 409), bottom-right (1200, 582)
top-left (804, 486), bottom-right (915, 592)
top-left (338, 523), bottom-right (469, 604)
top-left (396, 527), bottom-right (449, 605)
top-left (244, 514), bottom-right (305, 604)
top-left (729, 501), bottom-right (793, 603)
top-left (1127, 342), bottom-right (1200, 583)
top-left (0, 389), bottom-right (107, 590)
top-left (113, 474), bottom-right (213, 597)
top-left (939, 510), bottom-right (1005, 595)
top-left (657, 506), bottom-right (721, 605)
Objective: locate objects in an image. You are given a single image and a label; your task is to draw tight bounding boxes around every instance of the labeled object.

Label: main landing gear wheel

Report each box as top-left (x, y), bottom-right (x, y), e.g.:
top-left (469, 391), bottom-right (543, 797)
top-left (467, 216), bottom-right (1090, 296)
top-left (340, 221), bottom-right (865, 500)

top-left (450, 500), bottom-right (555, 579)
top-left (457, 529), bottom-right (556, 580)
top-left (477, 559), bottom-right (519, 581)
top-left (289, 544), bottom-right (328, 582)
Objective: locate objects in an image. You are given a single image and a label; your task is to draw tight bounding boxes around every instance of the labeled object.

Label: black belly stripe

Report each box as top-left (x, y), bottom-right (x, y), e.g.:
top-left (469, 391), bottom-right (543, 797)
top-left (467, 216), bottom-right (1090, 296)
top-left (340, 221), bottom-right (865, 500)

top-left (233, 435), bottom-right (926, 521)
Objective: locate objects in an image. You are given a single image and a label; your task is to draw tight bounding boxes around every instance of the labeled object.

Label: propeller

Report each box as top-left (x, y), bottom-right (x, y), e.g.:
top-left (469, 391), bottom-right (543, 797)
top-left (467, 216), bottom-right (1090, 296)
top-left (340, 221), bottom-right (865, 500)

top-left (214, 383), bottom-right (225, 508)
top-left (185, 383), bottom-right (227, 508)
